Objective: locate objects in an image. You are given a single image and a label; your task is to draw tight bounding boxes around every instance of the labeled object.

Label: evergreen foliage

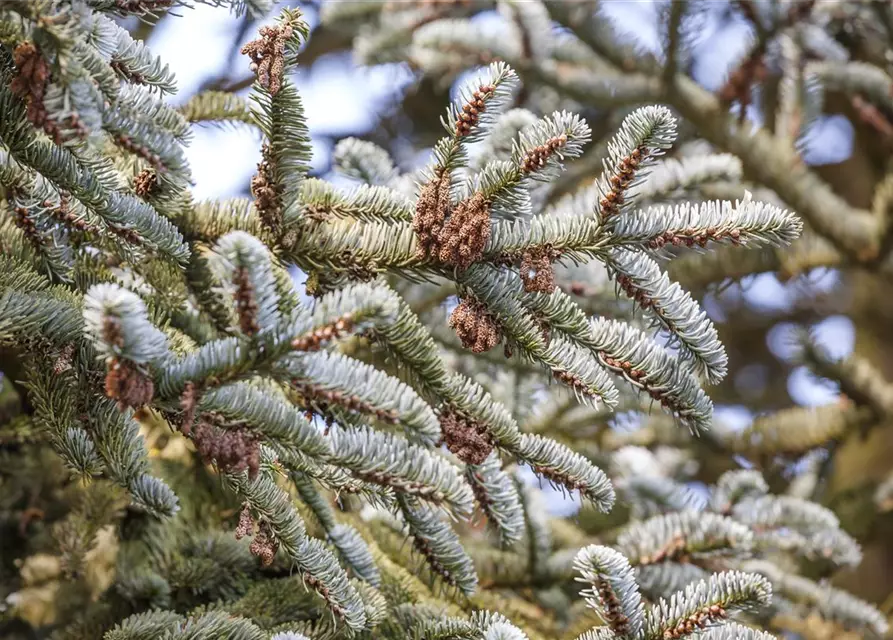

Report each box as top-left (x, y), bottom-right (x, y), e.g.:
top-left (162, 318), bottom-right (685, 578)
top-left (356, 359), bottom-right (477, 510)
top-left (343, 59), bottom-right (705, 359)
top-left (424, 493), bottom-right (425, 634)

top-left (1, 1), bottom-right (891, 639)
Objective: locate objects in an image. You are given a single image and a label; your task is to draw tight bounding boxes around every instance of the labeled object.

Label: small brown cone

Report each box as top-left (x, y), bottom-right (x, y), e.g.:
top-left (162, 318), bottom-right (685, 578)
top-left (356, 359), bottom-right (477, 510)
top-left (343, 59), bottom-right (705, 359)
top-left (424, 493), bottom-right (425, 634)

top-left (436, 192), bottom-right (491, 270)
top-left (449, 296), bottom-right (501, 353)
top-left (520, 246), bottom-right (559, 293)
top-left (439, 409), bottom-right (493, 465)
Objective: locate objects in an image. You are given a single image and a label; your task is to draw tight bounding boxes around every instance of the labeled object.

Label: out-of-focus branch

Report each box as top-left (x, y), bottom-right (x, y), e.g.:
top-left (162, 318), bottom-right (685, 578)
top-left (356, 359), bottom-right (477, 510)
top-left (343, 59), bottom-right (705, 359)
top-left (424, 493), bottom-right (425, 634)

top-left (668, 75), bottom-right (881, 261)
top-left (547, 2), bottom-right (884, 264)
top-left (799, 334), bottom-right (893, 421)
top-left (520, 58), bottom-right (662, 111)
top-left (662, 0), bottom-right (687, 88)
top-left (667, 231), bottom-right (851, 291)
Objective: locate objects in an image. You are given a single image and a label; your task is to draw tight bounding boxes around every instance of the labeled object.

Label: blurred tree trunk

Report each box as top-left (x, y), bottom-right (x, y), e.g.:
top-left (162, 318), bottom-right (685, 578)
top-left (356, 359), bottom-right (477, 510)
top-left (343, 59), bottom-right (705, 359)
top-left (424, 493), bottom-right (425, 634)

top-left (809, 87), bottom-right (893, 606)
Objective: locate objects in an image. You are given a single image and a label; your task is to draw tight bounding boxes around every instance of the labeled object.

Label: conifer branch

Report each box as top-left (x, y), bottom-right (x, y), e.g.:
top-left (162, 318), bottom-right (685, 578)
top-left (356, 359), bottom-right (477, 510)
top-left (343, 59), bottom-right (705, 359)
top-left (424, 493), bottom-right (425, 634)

top-left (795, 330), bottom-right (893, 420)
top-left (198, 382), bottom-right (332, 458)
top-left (576, 628), bottom-right (619, 640)
top-left (287, 452), bottom-right (395, 508)
top-left (744, 560), bottom-right (888, 637)
top-left (103, 87), bottom-right (192, 181)
top-left (710, 470), bottom-right (769, 515)
top-left (0, 286), bottom-right (83, 346)
top-left (465, 453), bottom-right (525, 547)
top-left (224, 447), bottom-right (367, 629)
top-left (634, 562), bottom-right (710, 604)
top-left (515, 472), bottom-right (552, 582)
top-left (610, 191), bottom-right (802, 252)
top-left (588, 318), bottom-right (713, 433)
top-left (511, 434), bottom-right (614, 511)
top-left (631, 154), bottom-right (743, 205)
top-left (617, 475), bottom-right (702, 520)
top-left (271, 632), bottom-right (311, 640)
top-left (328, 424), bottom-right (474, 518)
top-left (0, 82), bottom-right (190, 263)
top-left (442, 61), bottom-right (519, 145)
top-left (364, 289), bottom-right (525, 454)
top-left (333, 137), bottom-right (399, 186)
top-left (177, 91), bottom-right (254, 128)
top-left (810, 61), bottom-right (893, 117)
top-left (728, 404), bottom-right (874, 456)
top-left (156, 282), bottom-right (399, 397)
top-left (605, 248), bottom-right (727, 384)
top-left (574, 545), bottom-right (646, 638)
top-left (104, 610), bottom-right (185, 640)
top-left (301, 177), bottom-right (414, 224)
top-left (397, 495), bottom-right (478, 596)
top-left (106, 16), bottom-right (176, 94)
top-left (178, 198), bottom-right (267, 244)
top-left (90, 399), bottom-right (179, 517)
top-left (471, 611), bottom-right (531, 639)
top-left (731, 494), bottom-right (840, 536)
top-left (616, 511), bottom-right (753, 568)
top-left (24, 362), bottom-right (104, 478)
top-left (292, 471), bottom-right (381, 586)
top-left (243, 9), bottom-right (311, 230)
top-left (474, 109), bottom-right (540, 170)
top-left (205, 231), bottom-right (282, 336)
top-left (595, 106), bottom-right (677, 224)
top-left (459, 265), bottom-right (617, 407)
top-left (644, 571), bottom-right (772, 640)
top-left (283, 350), bottom-right (441, 445)
top-left (662, 0), bottom-right (688, 88)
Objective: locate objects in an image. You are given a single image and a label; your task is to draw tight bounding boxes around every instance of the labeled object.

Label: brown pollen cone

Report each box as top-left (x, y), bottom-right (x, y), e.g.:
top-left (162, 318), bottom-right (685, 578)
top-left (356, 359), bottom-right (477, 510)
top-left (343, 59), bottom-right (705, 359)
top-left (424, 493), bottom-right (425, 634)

top-left (412, 170), bottom-right (452, 260)
top-left (52, 344), bottom-right (75, 375)
top-left (233, 266), bottom-right (260, 336)
top-left (251, 144), bottom-right (282, 230)
top-left (240, 24), bottom-right (293, 96)
top-left (13, 206), bottom-right (42, 248)
top-left (192, 416), bottom-right (261, 480)
top-left (436, 192), bottom-right (491, 270)
top-left (105, 359), bottom-right (155, 409)
top-left (520, 246), bottom-right (560, 293)
top-left (439, 409), bottom-right (494, 465)
top-left (10, 42), bottom-right (50, 131)
top-left (134, 169), bottom-right (159, 199)
top-left (248, 519), bottom-right (279, 566)
top-left (235, 503), bottom-right (255, 540)
top-left (449, 296), bottom-right (501, 354)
